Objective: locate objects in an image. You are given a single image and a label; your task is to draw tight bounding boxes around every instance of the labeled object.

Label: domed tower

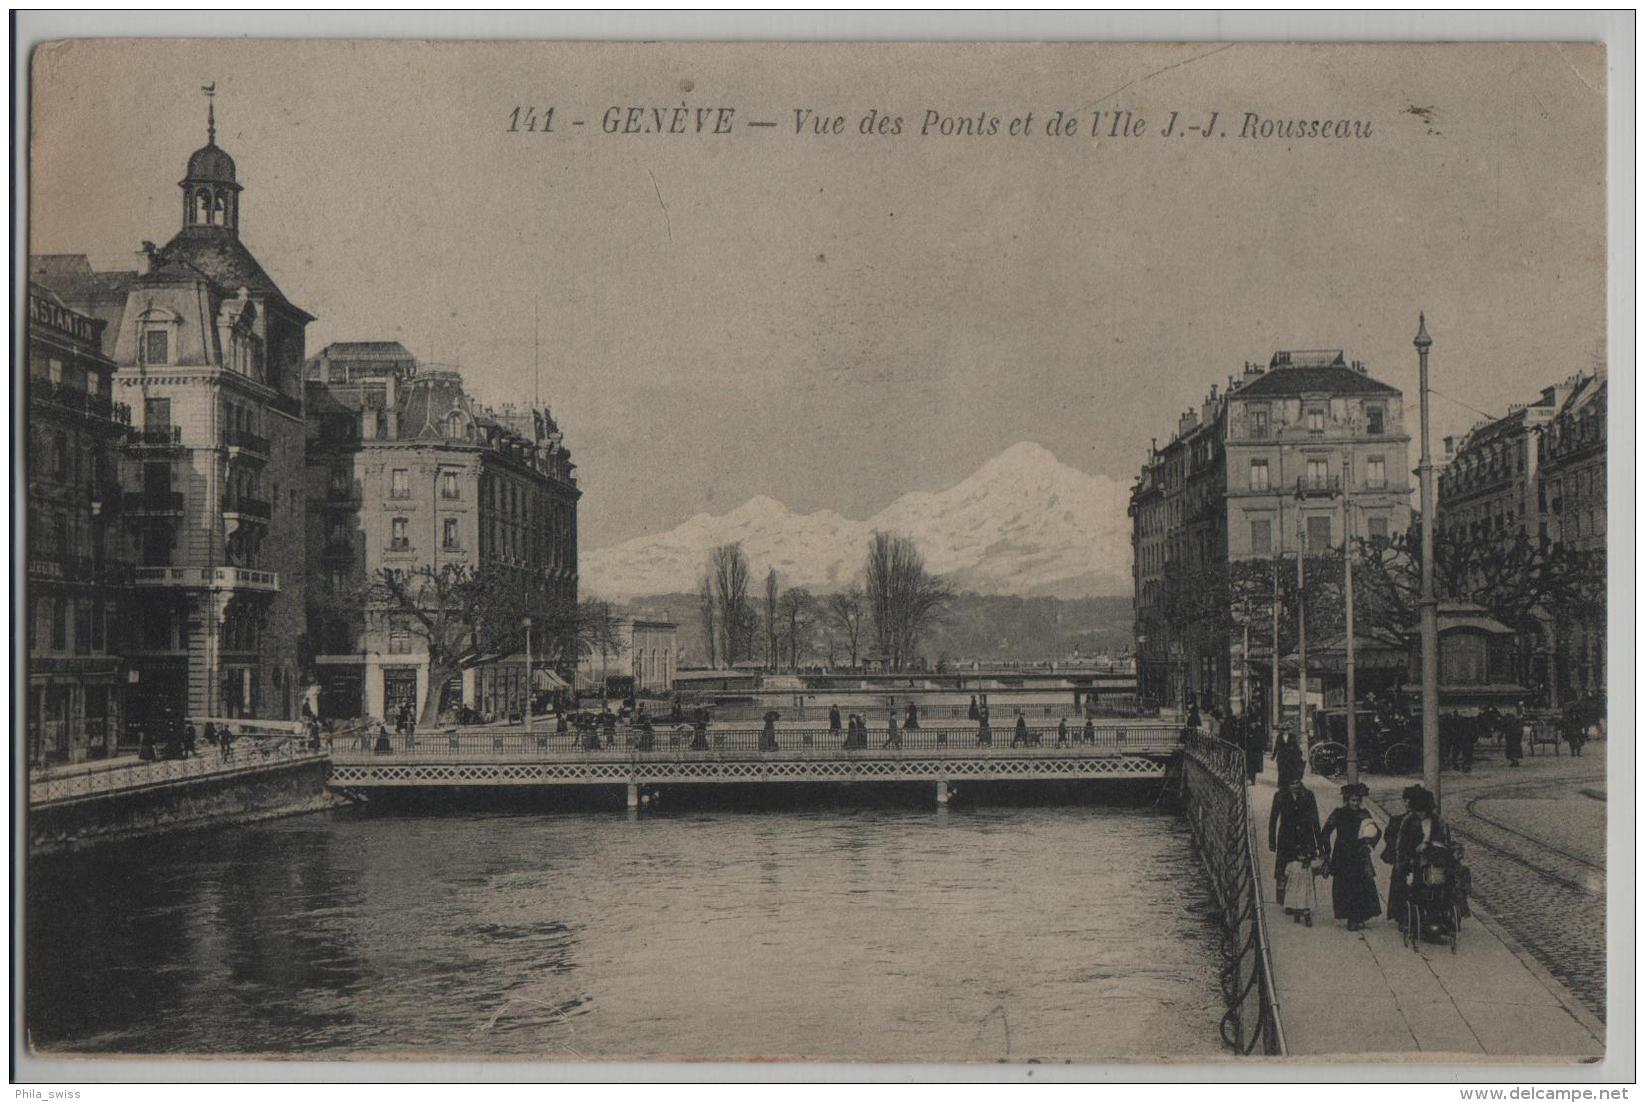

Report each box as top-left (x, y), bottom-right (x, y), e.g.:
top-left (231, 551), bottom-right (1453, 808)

top-left (179, 89), bottom-right (241, 234)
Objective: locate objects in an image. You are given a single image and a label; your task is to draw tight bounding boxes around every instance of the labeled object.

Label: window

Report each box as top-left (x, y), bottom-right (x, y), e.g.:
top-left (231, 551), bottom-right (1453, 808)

top-left (1365, 457), bottom-right (1386, 488)
top-left (390, 468), bottom-right (410, 499)
top-left (388, 618), bottom-right (414, 654)
top-left (330, 468), bottom-right (351, 495)
top-left (442, 517), bottom-right (459, 549)
top-left (50, 597), bottom-right (67, 651)
top-left (48, 358), bottom-right (63, 385)
top-left (144, 330), bottom-right (169, 366)
top-left (1249, 459), bottom-right (1270, 491)
top-left (1250, 519), bottom-right (1272, 555)
top-left (440, 470), bottom-right (460, 499)
top-left (391, 517), bottom-right (409, 550)
top-left (1367, 516), bottom-right (1389, 541)
top-left (1248, 406), bottom-right (1269, 439)
top-left (1306, 515), bottom-right (1333, 551)
top-left (1306, 407), bottom-right (1326, 432)
top-left (1306, 458), bottom-right (1330, 489)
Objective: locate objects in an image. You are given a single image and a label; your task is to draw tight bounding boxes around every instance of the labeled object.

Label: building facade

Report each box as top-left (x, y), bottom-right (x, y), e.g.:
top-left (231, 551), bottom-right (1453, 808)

top-left (577, 619), bottom-right (680, 695)
top-left (1536, 371), bottom-right (1606, 706)
top-left (25, 285), bottom-right (132, 763)
top-left (1132, 350), bottom-right (1412, 710)
top-left (304, 343), bottom-right (580, 721)
top-left (34, 107), bottom-right (313, 735)
top-left (1435, 377), bottom-right (1580, 699)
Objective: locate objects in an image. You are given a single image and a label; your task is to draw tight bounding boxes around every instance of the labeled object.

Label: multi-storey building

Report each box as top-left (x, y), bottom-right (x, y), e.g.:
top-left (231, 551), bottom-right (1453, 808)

top-left (1131, 350), bottom-right (1412, 710)
top-left (1536, 371), bottom-right (1606, 705)
top-left (35, 105), bottom-right (313, 734)
top-left (304, 342), bottom-right (580, 721)
top-left (1436, 377), bottom-right (1581, 696)
top-left (25, 285), bottom-right (132, 763)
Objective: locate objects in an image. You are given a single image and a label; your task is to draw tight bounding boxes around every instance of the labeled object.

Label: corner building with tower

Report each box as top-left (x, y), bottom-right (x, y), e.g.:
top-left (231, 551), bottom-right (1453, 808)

top-left (34, 103), bottom-right (314, 734)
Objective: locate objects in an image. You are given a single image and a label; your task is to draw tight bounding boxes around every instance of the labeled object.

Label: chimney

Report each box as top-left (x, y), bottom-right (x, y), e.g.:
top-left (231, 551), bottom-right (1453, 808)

top-left (1352, 359), bottom-right (1368, 374)
top-left (1443, 436), bottom-right (1455, 458)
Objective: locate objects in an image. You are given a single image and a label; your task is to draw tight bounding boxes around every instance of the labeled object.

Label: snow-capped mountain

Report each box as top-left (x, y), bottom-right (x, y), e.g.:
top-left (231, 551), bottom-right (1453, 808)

top-left (582, 442), bottom-right (1133, 599)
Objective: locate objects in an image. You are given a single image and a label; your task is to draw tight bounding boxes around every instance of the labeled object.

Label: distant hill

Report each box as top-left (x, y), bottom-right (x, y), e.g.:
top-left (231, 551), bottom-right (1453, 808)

top-left (618, 591), bottom-right (1134, 668)
top-left (584, 441), bottom-right (1133, 601)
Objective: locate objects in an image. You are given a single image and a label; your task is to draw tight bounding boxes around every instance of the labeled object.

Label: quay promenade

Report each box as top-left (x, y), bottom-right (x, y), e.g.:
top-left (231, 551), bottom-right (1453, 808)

top-left (1248, 759), bottom-right (1604, 1060)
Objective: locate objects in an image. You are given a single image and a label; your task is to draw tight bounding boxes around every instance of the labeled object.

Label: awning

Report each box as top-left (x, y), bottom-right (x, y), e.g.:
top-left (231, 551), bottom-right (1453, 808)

top-left (534, 669), bottom-right (569, 691)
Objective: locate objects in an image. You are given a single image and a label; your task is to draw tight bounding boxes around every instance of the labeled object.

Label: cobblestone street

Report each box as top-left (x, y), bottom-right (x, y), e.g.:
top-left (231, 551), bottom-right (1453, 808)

top-left (1363, 744), bottom-right (1608, 1021)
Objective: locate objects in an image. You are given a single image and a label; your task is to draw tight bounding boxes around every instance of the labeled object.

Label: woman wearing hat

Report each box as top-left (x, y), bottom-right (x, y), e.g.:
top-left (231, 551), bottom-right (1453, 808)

top-left (1392, 785), bottom-right (1452, 923)
top-left (1321, 782), bottom-right (1383, 931)
top-left (1381, 785), bottom-right (1428, 929)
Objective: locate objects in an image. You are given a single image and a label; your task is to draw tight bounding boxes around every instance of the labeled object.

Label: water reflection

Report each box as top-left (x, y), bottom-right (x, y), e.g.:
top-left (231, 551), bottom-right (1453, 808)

top-left (29, 798), bottom-right (1226, 1060)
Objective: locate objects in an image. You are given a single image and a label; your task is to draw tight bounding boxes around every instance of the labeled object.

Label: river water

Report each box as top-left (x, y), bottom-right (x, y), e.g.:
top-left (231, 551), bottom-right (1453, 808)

top-left (27, 797), bottom-right (1227, 1062)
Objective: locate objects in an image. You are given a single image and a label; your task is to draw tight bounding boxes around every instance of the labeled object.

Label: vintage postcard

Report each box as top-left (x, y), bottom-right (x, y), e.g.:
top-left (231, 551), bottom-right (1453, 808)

top-left (19, 37), bottom-right (1615, 1075)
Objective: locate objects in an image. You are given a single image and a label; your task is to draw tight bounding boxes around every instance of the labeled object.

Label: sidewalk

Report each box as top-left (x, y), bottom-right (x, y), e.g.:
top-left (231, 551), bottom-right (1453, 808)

top-left (1249, 761), bottom-right (1604, 1060)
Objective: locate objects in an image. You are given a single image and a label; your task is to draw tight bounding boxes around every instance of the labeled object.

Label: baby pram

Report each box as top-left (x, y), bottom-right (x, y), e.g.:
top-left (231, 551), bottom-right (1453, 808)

top-left (1405, 841), bottom-right (1467, 952)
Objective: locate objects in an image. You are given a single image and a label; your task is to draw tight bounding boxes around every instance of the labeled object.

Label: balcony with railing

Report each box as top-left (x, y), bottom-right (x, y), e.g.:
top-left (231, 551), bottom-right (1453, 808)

top-left (32, 377), bottom-right (131, 430)
top-left (222, 496), bottom-right (272, 523)
top-left (1295, 475), bottom-right (1341, 498)
top-left (128, 425), bottom-right (184, 449)
top-left (132, 565), bottom-right (280, 592)
top-left (222, 427), bottom-right (271, 460)
top-left (121, 489), bottom-right (185, 516)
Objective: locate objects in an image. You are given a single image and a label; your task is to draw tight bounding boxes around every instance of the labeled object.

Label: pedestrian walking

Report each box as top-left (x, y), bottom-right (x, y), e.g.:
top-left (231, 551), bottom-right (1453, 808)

top-left (221, 724), bottom-right (236, 762)
top-left (1321, 782), bottom-right (1383, 930)
top-left (760, 710), bottom-right (780, 752)
top-left (976, 715), bottom-right (992, 747)
top-left (1503, 715), bottom-right (1524, 767)
top-left (1012, 713), bottom-right (1029, 748)
top-left (829, 704), bottom-right (842, 735)
top-left (967, 695), bottom-right (979, 721)
top-left (882, 714), bottom-right (901, 750)
top-left (904, 702), bottom-right (919, 731)
top-left (1056, 716), bottom-right (1070, 747)
top-left (1268, 776), bottom-right (1324, 924)
top-left (1244, 714), bottom-right (1267, 784)
top-left (1562, 705), bottom-right (1587, 757)
top-left (1382, 784), bottom-right (1435, 931)
top-left (183, 722), bottom-right (198, 758)
top-left (1082, 717), bottom-right (1096, 745)
top-left (1273, 725), bottom-right (1306, 785)
top-left (1186, 702), bottom-right (1202, 732)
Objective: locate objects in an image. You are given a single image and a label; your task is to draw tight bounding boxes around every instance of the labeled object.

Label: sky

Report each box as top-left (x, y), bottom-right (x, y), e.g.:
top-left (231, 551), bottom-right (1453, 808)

top-left (28, 40), bottom-right (1607, 550)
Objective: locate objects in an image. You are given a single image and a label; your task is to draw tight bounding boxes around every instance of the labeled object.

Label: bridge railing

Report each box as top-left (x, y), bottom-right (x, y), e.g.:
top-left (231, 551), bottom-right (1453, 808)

top-left (28, 739), bottom-right (328, 806)
top-left (329, 722), bottom-right (1183, 761)
top-left (1178, 730), bottom-right (1285, 1057)
top-left (698, 702), bottom-right (1154, 723)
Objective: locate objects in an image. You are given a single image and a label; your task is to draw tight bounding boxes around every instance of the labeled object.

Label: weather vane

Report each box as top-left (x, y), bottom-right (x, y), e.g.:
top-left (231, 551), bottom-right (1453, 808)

top-left (201, 81), bottom-right (216, 143)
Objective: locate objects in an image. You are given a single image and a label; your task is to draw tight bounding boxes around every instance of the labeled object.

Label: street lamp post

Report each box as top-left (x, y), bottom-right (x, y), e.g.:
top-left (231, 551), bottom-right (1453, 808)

top-left (1415, 314), bottom-right (1441, 803)
top-left (1295, 488), bottom-right (1309, 749)
top-left (1342, 450), bottom-right (1358, 783)
top-left (522, 615), bottom-right (533, 740)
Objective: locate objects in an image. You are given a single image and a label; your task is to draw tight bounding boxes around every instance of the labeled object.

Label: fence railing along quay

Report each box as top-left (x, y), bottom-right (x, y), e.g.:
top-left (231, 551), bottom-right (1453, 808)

top-left (1177, 730), bottom-right (1286, 1057)
top-left (328, 722), bottom-right (1183, 762)
top-left (701, 701), bottom-right (1151, 723)
top-left (28, 737), bottom-right (327, 807)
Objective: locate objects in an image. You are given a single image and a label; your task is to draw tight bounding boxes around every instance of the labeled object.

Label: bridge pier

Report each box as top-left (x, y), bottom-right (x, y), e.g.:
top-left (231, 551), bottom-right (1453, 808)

top-left (935, 780), bottom-right (950, 805)
top-left (626, 782), bottom-right (639, 810)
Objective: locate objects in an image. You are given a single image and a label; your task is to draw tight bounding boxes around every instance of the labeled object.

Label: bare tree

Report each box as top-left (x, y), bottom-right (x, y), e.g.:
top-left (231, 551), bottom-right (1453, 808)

top-left (369, 563), bottom-right (616, 726)
top-left (711, 543), bottom-right (752, 667)
top-left (824, 585), bottom-right (866, 669)
top-left (764, 568), bottom-right (779, 672)
top-left (779, 586), bottom-right (816, 671)
top-left (864, 532), bottom-right (955, 670)
top-left (697, 572), bottom-right (717, 669)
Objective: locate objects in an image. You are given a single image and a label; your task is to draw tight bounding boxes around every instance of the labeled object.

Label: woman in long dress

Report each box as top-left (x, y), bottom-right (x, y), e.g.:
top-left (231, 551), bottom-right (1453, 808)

top-left (1321, 782), bottom-right (1383, 930)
